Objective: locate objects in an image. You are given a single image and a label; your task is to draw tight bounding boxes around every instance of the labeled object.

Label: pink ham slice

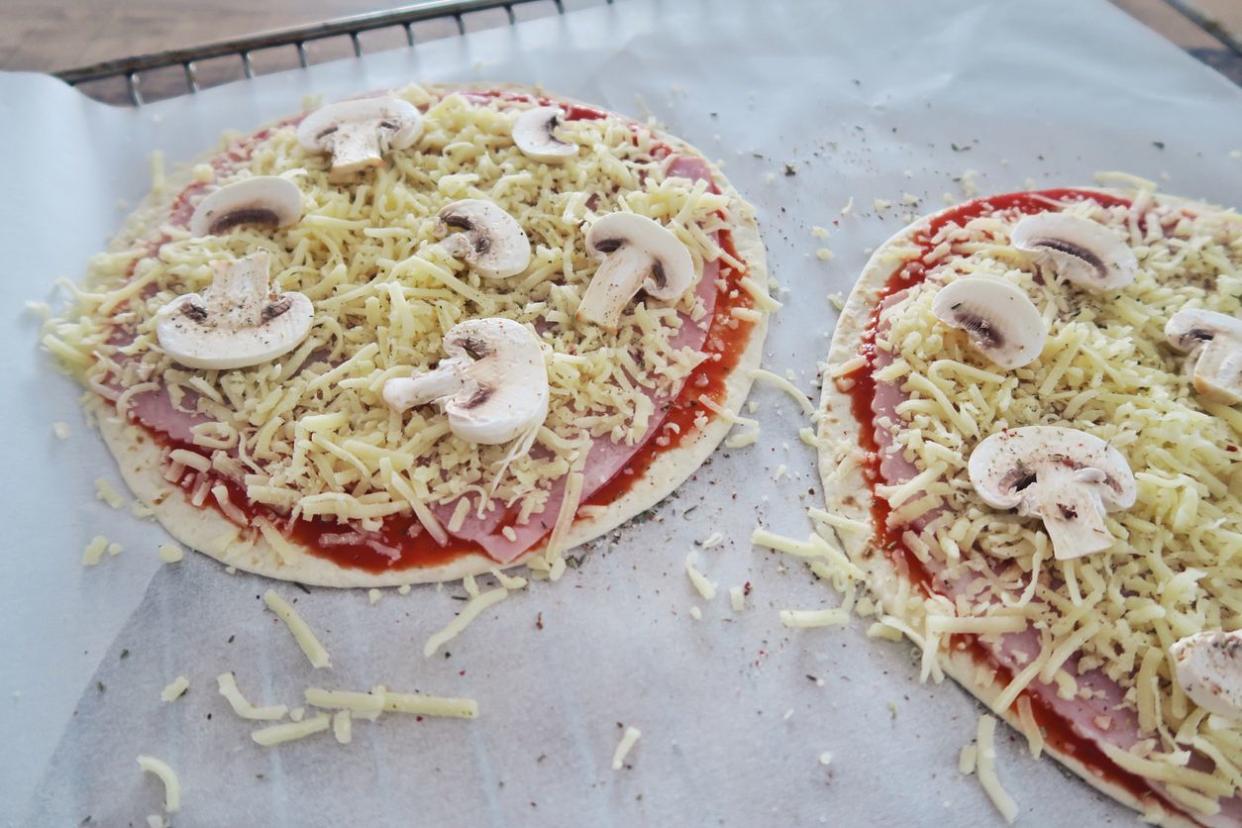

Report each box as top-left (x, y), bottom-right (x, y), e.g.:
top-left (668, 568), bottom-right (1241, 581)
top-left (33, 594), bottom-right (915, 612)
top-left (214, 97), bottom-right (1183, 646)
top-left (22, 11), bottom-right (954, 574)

top-left (868, 282), bottom-right (1242, 824)
top-left (436, 155), bottom-right (722, 562)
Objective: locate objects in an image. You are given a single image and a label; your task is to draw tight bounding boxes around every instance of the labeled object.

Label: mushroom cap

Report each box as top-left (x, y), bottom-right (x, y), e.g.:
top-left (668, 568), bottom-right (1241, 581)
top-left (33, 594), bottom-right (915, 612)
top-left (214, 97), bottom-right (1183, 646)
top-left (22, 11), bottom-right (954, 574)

top-left (295, 97), bottom-right (423, 152)
top-left (437, 199), bottom-right (532, 279)
top-left (585, 212), bottom-right (695, 302)
top-left (155, 253), bottom-right (314, 371)
top-left (1166, 308), bottom-right (1242, 351)
top-left (1010, 212), bottom-right (1137, 291)
top-left (511, 106), bottom-right (578, 163)
top-left (1172, 630), bottom-right (1242, 719)
top-left (930, 277), bottom-right (1046, 370)
top-left (968, 426), bottom-right (1136, 510)
top-left (188, 176), bottom-right (303, 238)
top-left (1165, 308), bottom-right (1242, 404)
top-left (383, 318), bottom-right (549, 445)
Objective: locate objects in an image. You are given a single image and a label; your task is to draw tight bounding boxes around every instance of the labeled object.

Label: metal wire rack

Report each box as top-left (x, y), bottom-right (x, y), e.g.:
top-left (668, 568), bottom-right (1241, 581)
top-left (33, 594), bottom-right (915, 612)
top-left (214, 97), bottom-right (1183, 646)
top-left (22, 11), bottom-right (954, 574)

top-left (54, 0), bottom-right (613, 106)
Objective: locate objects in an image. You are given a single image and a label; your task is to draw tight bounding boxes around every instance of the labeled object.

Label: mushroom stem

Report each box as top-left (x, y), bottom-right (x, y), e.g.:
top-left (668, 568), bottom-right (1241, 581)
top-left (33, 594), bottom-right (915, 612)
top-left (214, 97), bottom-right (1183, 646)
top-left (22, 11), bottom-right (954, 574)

top-left (325, 124), bottom-right (385, 181)
top-left (577, 244), bottom-right (656, 331)
top-left (213, 257), bottom-right (274, 328)
top-left (383, 359), bottom-right (469, 412)
top-left (1028, 467), bottom-right (1115, 559)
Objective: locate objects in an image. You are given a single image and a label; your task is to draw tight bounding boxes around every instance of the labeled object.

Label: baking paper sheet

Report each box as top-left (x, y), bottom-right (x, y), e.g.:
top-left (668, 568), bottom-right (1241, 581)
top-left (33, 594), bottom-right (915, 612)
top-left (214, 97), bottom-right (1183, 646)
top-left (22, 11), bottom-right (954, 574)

top-left (5, 0), bottom-right (1242, 824)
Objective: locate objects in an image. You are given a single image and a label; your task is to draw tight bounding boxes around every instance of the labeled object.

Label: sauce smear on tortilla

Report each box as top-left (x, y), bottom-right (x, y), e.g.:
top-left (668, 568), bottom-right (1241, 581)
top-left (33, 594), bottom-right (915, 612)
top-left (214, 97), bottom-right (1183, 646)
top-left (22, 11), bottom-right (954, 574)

top-left (842, 189), bottom-right (1168, 811)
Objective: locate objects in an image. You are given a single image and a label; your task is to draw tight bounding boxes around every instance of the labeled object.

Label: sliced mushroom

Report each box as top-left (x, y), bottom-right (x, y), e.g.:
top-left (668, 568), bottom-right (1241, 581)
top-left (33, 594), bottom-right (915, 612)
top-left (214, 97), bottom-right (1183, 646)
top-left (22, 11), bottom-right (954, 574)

top-left (968, 426), bottom-right (1136, 560)
top-left (1172, 630), bottom-right (1242, 719)
top-left (155, 252), bottom-right (313, 370)
top-left (436, 200), bottom-right (532, 279)
top-left (1165, 308), bottom-right (1242, 404)
top-left (577, 213), bottom-right (695, 331)
top-left (1010, 212), bottom-right (1137, 291)
top-left (382, 317), bottom-right (548, 445)
top-left (296, 97), bottom-right (423, 182)
top-left (512, 106), bottom-right (578, 163)
top-left (188, 176), bottom-right (303, 237)
top-left (931, 277), bottom-right (1045, 369)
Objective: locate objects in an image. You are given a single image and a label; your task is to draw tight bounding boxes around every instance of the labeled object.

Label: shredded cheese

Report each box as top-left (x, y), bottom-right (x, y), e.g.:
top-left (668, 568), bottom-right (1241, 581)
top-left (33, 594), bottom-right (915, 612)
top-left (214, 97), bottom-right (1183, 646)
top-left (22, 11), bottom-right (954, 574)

top-left (423, 586), bottom-right (509, 658)
top-left (611, 726), bottom-right (642, 770)
top-left (82, 535), bottom-right (109, 566)
top-left (157, 544), bottom-right (184, 564)
top-left (160, 676), bottom-right (190, 703)
top-left (975, 715), bottom-right (1018, 824)
top-left (780, 608), bottom-right (850, 629)
top-left (94, 478), bottom-right (125, 509)
top-left (332, 710), bottom-right (352, 744)
top-left (251, 715), bottom-right (331, 747)
top-left (750, 368), bottom-right (814, 415)
top-left (684, 552), bottom-right (718, 600)
top-left (263, 590), bottom-right (331, 669)
top-left (217, 672), bottom-right (288, 720)
top-left (136, 755), bottom-right (181, 813)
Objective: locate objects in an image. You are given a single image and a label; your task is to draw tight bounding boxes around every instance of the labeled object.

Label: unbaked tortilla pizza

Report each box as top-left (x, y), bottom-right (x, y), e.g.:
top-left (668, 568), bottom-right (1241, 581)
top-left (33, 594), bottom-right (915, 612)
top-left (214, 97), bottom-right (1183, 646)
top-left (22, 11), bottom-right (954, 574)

top-left (45, 84), bottom-right (769, 587)
top-left (818, 186), bottom-right (1242, 825)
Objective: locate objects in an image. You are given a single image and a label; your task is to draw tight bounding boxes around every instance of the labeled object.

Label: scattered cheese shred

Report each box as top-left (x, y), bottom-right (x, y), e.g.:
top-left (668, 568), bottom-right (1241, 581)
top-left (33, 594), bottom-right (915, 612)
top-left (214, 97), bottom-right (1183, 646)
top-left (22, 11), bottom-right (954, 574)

top-left (750, 368), bottom-right (815, 415)
top-left (251, 714), bottom-right (331, 747)
top-left (304, 687), bottom-right (385, 720)
top-left (729, 586), bottom-right (746, 612)
top-left (780, 608), bottom-right (850, 629)
top-left (157, 544), bottom-right (184, 564)
top-left (959, 744), bottom-right (978, 775)
top-left (611, 726), bottom-right (642, 770)
top-left (217, 672), bottom-right (288, 721)
top-left (262, 590), bottom-right (331, 669)
top-left (52, 421), bottom-right (71, 440)
top-left (383, 690), bottom-right (479, 719)
top-left (160, 676), bottom-right (189, 703)
top-left (975, 715), bottom-right (1018, 824)
top-left (136, 755), bottom-right (181, 813)
top-left (82, 535), bottom-right (108, 566)
top-left (94, 478), bottom-right (125, 509)
top-left (423, 587), bottom-right (509, 658)
top-left (332, 710), bottom-right (352, 744)
top-left (684, 553), bottom-right (718, 601)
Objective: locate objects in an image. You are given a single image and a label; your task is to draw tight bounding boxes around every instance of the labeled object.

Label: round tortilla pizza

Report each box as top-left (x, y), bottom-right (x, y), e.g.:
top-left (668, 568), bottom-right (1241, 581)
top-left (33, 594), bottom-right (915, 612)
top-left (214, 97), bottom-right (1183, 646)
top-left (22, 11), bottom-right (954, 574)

top-left (816, 186), bottom-right (1242, 825)
top-left (46, 83), bottom-right (770, 587)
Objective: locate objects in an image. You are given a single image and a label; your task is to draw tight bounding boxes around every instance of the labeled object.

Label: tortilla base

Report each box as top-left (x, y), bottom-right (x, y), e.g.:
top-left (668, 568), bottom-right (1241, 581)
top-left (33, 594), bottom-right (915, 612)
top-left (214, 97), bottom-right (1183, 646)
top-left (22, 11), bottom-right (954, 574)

top-left (815, 187), bottom-right (1207, 827)
top-left (93, 83), bottom-right (769, 587)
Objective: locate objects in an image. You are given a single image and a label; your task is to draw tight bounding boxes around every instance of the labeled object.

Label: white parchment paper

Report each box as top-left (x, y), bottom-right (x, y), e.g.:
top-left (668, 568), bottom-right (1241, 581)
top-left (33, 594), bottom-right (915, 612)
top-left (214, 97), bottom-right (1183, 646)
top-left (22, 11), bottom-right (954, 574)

top-left (4, 0), bottom-right (1242, 825)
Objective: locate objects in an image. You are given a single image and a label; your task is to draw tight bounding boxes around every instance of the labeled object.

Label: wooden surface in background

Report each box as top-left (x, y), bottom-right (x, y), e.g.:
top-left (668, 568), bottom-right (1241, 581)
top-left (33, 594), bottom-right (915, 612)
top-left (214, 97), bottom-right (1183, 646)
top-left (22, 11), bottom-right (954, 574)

top-left (0, 0), bottom-right (1238, 103)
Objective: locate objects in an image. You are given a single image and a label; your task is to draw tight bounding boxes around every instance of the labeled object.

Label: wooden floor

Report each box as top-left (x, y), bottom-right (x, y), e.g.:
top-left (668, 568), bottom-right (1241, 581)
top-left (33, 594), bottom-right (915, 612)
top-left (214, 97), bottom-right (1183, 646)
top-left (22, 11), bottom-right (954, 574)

top-left (1, 0), bottom-right (1239, 103)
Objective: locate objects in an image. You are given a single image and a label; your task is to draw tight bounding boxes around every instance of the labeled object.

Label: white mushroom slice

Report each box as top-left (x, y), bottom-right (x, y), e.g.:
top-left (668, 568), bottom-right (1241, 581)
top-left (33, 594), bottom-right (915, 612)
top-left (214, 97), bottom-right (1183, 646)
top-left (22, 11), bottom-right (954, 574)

top-left (1010, 212), bottom-right (1137, 291)
top-left (382, 318), bottom-right (548, 445)
top-left (512, 106), bottom-right (578, 163)
top-left (968, 426), bottom-right (1136, 560)
top-left (155, 252), bottom-right (313, 371)
top-left (931, 277), bottom-right (1045, 369)
top-left (577, 213), bottom-right (695, 331)
top-left (188, 176), bottom-right (302, 238)
top-left (436, 200), bottom-right (532, 279)
top-left (1172, 630), bottom-right (1242, 719)
top-left (296, 97), bottom-right (422, 182)
top-left (1165, 308), bottom-right (1242, 404)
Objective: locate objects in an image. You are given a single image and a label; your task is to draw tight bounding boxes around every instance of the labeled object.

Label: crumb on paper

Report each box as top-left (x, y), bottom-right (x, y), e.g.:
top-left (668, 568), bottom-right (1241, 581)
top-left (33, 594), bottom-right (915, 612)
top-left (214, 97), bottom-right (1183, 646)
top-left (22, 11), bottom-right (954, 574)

top-left (818, 751), bottom-right (833, 766)
top-left (158, 544), bottom-right (183, 564)
top-left (160, 676), bottom-right (190, 703)
top-left (828, 292), bottom-right (845, 311)
top-left (611, 725), bottom-right (642, 770)
top-left (815, 248), bottom-right (834, 262)
top-left (840, 197), bottom-right (854, 215)
top-left (52, 421), bottom-right (70, 440)
top-left (730, 586), bottom-right (746, 612)
top-left (95, 477), bottom-right (126, 509)
top-left (957, 169), bottom-right (979, 197)
top-left (398, 584), bottom-right (412, 595)
top-left (368, 588), bottom-right (382, 605)
top-left (700, 531), bottom-right (724, 549)
top-left (873, 198), bottom-right (891, 211)
top-left (811, 225), bottom-right (830, 239)
top-left (82, 535), bottom-right (109, 566)
top-left (689, 605), bottom-right (703, 621)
